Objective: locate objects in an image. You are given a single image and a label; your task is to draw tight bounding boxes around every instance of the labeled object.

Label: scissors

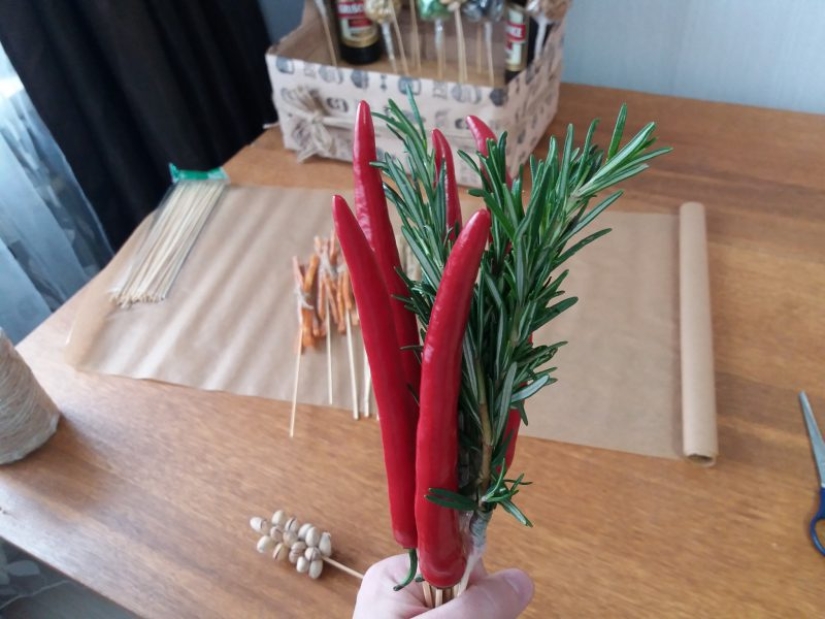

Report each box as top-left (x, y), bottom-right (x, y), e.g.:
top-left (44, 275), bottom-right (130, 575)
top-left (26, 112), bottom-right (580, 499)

top-left (799, 391), bottom-right (825, 555)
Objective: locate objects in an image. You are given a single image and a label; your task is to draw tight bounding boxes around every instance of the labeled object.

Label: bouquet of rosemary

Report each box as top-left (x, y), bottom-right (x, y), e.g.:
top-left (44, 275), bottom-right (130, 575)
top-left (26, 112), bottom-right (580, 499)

top-left (332, 94), bottom-right (669, 604)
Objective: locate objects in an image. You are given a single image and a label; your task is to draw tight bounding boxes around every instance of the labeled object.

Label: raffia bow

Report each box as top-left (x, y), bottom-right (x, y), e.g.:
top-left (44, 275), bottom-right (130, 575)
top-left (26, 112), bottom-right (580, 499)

top-left (278, 87), bottom-right (353, 163)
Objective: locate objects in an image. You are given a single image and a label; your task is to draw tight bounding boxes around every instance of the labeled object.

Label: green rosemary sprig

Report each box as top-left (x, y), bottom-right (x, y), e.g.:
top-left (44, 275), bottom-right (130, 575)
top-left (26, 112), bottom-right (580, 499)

top-left (377, 96), bottom-right (670, 524)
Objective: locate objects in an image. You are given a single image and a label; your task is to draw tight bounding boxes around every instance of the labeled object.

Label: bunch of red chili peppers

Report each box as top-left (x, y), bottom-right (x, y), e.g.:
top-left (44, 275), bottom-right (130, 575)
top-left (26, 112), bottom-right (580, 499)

top-left (332, 101), bottom-right (515, 593)
top-left (332, 94), bottom-right (668, 595)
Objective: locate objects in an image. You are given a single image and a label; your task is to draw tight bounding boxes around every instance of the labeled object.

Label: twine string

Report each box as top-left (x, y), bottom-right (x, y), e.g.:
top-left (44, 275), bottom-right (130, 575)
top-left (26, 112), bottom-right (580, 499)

top-left (0, 331), bottom-right (60, 465)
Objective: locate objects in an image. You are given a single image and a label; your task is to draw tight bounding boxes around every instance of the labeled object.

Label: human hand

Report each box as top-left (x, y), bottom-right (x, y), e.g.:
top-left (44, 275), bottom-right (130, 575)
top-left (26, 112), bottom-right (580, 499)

top-left (353, 554), bottom-right (534, 618)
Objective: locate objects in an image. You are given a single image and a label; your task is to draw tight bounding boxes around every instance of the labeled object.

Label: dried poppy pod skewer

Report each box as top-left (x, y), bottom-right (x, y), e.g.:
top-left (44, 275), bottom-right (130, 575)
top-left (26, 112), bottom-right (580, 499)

top-left (249, 511), bottom-right (364, 581)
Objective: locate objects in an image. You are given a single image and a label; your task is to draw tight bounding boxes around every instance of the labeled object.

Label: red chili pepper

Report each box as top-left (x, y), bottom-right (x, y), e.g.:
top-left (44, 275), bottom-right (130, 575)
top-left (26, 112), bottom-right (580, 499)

top-left (465, 115), bottom-right (513, 187)
top-left (502, 333), bottom-right (532, 471)
top-left (332, 194), bottom-right (418, 550)
top-left (416, 208), bottom-right (492, 588)
top-left (503, 409), bottom-right (521, 471)
top-left (353, 101), bottom-right (422, 403)
top-left (431, 129), bottom-right (462, 239)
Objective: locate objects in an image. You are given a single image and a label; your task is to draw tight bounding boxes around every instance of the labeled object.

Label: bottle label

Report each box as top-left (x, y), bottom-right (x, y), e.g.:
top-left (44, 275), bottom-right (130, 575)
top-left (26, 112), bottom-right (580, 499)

top-left (505, 6), bottom-right (529, 73)
top-left (336, 1), bottom-right (379, 48)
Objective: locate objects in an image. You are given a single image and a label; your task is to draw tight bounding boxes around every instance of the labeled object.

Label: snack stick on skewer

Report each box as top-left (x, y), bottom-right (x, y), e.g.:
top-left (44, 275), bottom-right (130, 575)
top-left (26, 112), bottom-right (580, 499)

top-left (300, 254), bottom-right (320, 349)
top-left (316, 235), bottom-right (335, 404)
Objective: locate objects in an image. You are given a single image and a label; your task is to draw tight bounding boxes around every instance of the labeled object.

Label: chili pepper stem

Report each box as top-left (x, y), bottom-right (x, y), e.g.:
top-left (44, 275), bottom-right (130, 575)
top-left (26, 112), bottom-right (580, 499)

top-left (392, 548), bottom-right (419, 591)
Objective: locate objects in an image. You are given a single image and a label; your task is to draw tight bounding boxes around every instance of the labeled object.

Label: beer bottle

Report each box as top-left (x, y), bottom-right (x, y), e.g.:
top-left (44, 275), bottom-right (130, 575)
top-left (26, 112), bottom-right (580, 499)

top-left (334, 0), bottom-right (381, 65)
top-left (504, 0), bottom-right (536, 82)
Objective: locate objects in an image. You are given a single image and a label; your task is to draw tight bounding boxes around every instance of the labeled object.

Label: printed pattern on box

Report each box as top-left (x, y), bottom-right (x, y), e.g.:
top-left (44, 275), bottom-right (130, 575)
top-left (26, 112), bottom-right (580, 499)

top-left (266, 13), bottom-right (564, 187)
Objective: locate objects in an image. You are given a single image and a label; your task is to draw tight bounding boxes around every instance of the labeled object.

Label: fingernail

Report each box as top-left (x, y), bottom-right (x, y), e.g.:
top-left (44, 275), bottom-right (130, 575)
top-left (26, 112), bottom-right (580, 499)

top-left (502, 569), bottom-right (534, 604)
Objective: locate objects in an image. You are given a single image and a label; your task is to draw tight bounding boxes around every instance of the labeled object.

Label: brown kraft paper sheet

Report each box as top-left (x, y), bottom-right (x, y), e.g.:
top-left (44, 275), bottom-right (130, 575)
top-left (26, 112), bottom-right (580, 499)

top-left (66, 186), bottom-right (717, 463)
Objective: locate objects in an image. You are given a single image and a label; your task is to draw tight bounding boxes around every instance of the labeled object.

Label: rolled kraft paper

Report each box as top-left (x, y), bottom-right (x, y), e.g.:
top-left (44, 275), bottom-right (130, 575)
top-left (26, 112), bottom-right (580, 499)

top-left (0, 329), bottom-right (61, 465)
top-left (679, 202), bottom-right (718, 466)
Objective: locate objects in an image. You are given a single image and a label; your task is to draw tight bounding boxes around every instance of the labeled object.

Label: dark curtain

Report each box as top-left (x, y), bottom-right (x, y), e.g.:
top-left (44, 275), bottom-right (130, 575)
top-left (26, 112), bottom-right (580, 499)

top-left (0, 0), bottom-right (276, 249)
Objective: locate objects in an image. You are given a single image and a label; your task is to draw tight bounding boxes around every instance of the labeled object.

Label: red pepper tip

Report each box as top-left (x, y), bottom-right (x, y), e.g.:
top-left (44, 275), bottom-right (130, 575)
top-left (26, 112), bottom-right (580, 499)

top-left (331, 194), bottom-right (352, 220)
top-left (355, 100), bottom-right (371, 126)
top-left (467, 207), bottom-right (492, 230)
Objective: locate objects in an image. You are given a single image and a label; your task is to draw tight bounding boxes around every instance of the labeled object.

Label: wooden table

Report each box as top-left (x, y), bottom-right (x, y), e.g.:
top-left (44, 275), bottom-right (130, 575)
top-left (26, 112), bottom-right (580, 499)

top-left (2, 84), bottom-right (824, 618)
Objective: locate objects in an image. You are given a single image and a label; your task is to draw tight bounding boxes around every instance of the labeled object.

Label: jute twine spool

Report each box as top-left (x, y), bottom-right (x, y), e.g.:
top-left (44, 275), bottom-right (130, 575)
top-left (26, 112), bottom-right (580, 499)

top-left (0, 329), bottom-right (60, 465)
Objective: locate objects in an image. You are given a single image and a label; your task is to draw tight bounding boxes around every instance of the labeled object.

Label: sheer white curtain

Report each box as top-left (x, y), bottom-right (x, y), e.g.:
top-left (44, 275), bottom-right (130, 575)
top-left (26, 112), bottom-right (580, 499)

top-left (0, 44), bottom-right (112, 343)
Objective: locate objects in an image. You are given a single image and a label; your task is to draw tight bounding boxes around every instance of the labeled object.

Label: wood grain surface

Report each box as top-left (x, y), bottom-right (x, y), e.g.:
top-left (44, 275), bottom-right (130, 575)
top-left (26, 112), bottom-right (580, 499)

top-left (2, 84), bottom-right (824, 618)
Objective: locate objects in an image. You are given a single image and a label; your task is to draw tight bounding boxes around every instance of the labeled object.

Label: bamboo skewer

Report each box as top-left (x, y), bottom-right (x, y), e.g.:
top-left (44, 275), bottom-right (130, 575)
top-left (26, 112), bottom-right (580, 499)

top-left (423, 582), bottom-right (434, 608)
top-left (289, 258), bottom-right (308, 438)
top-left (326, 305), bottom-right (333, 404)
top-left (454, 7), bottom-right (468, 83)
top-left (435, 20), bottom-right (446, 80)
top-left (475, 22), bottom-right (483, 75)
top-left (484, 21), bottom-right (495, 86)
top-left (409, 0), bottom-right (422, 72)
top-left (389, 1), bottom-right (409, 75)
top-left (345, 306), bottom-right (359, 420)
top-left (337, 266), bottom-right (360, 420)
top-left (381, 23), bottom-right (400, 73)
top-left (316, 236), bottom-right (335, 404)
top-left (323, 557), bottom-right (364, 580)
top-left (289, 330), bottom-right (303, 439)
top-left (362, 347), bottom-right (371, 417)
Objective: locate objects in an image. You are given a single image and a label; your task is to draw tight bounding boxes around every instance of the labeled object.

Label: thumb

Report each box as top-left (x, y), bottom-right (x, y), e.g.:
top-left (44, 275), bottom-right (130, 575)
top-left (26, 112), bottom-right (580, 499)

top-left (427, 569), bottom-right (534, 619)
